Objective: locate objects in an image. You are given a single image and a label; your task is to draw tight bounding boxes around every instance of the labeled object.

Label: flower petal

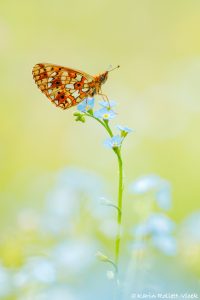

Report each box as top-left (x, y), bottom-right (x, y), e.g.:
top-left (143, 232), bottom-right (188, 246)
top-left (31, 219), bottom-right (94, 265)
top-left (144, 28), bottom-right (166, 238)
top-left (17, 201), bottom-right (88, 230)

top-left (99, 100), bottom-right (116, 108)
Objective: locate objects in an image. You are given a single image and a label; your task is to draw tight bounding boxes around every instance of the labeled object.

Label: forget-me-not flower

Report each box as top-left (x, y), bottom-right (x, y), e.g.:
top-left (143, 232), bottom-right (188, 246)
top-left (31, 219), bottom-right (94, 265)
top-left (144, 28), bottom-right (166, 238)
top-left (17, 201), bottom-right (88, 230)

top-left (94, 107), bottom-right (116, 120)
top-left (77, 98), bottom-right (94, 112)
top-left (117, 125), bottom-right (133, 137)
top-left (104, 135), bottom-right (123, 149)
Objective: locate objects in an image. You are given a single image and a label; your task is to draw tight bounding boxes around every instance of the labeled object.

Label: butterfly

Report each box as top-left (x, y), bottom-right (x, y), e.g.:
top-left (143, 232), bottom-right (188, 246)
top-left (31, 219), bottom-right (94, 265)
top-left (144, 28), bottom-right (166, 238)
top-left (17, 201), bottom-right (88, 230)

top-left (32, 63), bottom-right (119, 110)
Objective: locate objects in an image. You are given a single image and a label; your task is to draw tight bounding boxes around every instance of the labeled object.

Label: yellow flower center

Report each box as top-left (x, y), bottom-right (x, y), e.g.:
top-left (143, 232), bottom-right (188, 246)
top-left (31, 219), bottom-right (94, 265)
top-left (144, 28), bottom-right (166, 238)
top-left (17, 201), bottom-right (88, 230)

top-left (103, 113), bottom-right (109, 119)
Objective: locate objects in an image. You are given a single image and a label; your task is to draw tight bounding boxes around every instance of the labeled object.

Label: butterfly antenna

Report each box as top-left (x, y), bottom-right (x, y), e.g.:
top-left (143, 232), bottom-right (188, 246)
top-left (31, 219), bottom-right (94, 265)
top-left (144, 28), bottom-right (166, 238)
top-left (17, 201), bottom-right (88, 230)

top-left (108, 65), bottom-right (120, 72)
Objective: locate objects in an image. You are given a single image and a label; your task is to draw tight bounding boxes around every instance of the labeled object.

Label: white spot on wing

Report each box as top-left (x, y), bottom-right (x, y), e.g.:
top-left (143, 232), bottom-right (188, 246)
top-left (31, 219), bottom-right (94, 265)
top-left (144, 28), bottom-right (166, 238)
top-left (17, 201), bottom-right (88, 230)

top-left (76, 74), bottom-right (82, 81)
top-left (72, 90), bottom-right (80, 99)
top-left (67, 98), bottom-right (72, 104)
top-left (65, 83), bottom-right (74, 89)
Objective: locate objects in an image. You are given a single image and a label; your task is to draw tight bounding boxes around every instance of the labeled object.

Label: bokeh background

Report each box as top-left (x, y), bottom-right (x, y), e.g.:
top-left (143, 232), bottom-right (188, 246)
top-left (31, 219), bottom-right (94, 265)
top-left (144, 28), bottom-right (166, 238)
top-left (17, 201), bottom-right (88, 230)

top-left (1, 0), bottom-right (200, 299)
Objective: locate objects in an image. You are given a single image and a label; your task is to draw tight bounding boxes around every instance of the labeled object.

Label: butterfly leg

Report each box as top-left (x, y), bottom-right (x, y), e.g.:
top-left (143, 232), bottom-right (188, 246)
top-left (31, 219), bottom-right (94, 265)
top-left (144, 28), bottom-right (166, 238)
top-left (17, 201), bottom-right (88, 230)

top-left (98, 92), bottom-right (111, 108)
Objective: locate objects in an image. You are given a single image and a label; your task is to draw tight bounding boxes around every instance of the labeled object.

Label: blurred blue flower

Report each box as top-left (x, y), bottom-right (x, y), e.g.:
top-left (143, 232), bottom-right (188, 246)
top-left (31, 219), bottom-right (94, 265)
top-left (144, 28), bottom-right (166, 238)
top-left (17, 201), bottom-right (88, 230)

top-left (133, 214), bottom-right (175, 237)
top-left (156, 183), bottom-right (172, 211)
top-left (129, 174), bottom-right (161, 194)
top-left (99, 100), bottom-right (116, 108)
top-left (104, 135), bottom-right (123, 148)
top-left (51, 240), bottom-right (96, 273)
top-left (133, 213), bottom-right (176, 256)
top-left (179, 212), bottom-right (200, 265)
top-left (0, 265), bottom-right (12, 297)
top-left (134, 223), bottom-right (149, 238)
top-left (94, 107), bottom-right (116, 120)
top-left (129, 174), bottom-right (171, 211)
top-left (147, 213), bottom-right (175, 235)
top-left (42, 168), bottom-right (109, 233)
top-left (152, 235), bottom-right (177, 256)
top-left (77, 98), bottom-right (94, 112)
top-left (14, 257), bottom-right (57, 293)
top-left (56, 167), bottom-right (106, 199)
top-left (23, 258), bottom-right (56, 284)
top-left (181, 211), bottom-right (200, 242)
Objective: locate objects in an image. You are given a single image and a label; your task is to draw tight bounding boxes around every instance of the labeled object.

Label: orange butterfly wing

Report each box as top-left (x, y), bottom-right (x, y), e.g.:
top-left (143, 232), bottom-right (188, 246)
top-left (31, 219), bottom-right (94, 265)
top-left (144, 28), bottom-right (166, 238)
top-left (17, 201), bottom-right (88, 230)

top-left (32, 63), bottom-right (96, 110)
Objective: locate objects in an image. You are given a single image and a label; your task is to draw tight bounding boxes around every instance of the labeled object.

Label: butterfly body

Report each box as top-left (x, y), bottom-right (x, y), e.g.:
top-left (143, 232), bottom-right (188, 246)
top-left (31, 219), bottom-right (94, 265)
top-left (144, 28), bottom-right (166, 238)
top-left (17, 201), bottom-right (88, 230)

top-left (32, 63), bottom-right (108, 110)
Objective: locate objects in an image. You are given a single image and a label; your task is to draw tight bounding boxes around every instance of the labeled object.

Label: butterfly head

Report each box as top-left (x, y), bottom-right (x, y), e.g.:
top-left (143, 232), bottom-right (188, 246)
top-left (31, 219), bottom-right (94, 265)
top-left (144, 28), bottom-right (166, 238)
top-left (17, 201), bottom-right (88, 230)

top-left (98, 65), bottom-right (120, 85)
top-left (99, 71), bottom-right (109, 84)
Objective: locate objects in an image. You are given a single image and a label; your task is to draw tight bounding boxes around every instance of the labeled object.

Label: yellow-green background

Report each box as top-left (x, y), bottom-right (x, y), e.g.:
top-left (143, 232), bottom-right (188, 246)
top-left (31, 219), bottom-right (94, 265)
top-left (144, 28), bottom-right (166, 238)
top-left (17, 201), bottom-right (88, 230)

top-left (1, 1), bottom-right (200, 298)
top-left (1, 0), bottom-right (200, 223)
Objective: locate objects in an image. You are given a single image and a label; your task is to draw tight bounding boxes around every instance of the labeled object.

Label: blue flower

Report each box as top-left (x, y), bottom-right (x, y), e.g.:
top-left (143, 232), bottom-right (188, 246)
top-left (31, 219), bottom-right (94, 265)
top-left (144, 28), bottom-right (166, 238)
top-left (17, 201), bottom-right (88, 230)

top-left (134, 223), bottom-right (149, 238)
top-left (94, 107), bottom-right (116, 120)
top-left (152, 235), bottom-right (177, 256)
top-left (129, 174), bottom-right (161, 194)
top-left (129, 175), bottom-right (172, 211)
top-left (147, 213), bottom-right (175, 235)
top-left (156, 182), bottom-right (171, 211)
top-left (181, 212), bottom-right (200, 242)
top-left (99, 100), bottom-right (116, 108)
top-left (104, 135), bottom-right (123, 149)
top-left (117, 125), bottom-right (133, 137)
top-left (77, 98), bottom-right (94, 112)
top-left (132, 213), bottom-right (177, 256)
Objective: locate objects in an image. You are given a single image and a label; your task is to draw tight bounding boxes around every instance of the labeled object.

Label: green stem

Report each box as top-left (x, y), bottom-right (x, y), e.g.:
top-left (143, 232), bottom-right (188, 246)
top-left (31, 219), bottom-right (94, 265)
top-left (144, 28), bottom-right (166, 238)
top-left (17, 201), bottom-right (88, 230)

top-left (114, 148), bottom-right (123, 268)
top-left (104, 119), bottom-right (124, 269)
top-left (84, 112), bottom-right (123, 270)
top-left (85, 112), bottom-right (113, 137)
top-left (101, 121), bottom-right (124, 270)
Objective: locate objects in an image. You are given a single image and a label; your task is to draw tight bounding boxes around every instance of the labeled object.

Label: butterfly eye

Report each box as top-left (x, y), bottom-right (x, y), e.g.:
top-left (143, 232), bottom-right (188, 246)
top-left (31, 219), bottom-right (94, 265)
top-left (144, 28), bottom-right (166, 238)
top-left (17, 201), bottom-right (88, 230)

top-left (100, 74), bottom-right (107, 83)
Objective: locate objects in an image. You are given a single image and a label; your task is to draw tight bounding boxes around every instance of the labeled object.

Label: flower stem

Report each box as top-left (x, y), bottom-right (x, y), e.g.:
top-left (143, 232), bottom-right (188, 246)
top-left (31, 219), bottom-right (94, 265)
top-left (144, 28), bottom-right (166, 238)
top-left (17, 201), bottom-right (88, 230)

top-left (114, 148), bottom-right (123, 268)
top-left (84, 112), bottom-right (124, 270)
top-left (103, 121), bottom-right (124, 270)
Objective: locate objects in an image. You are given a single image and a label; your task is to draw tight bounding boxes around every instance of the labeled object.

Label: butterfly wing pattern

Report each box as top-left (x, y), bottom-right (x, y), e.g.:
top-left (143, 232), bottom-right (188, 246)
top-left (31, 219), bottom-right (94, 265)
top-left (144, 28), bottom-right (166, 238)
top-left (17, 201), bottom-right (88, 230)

top-left (32, 63), bottom-right (108, 110)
